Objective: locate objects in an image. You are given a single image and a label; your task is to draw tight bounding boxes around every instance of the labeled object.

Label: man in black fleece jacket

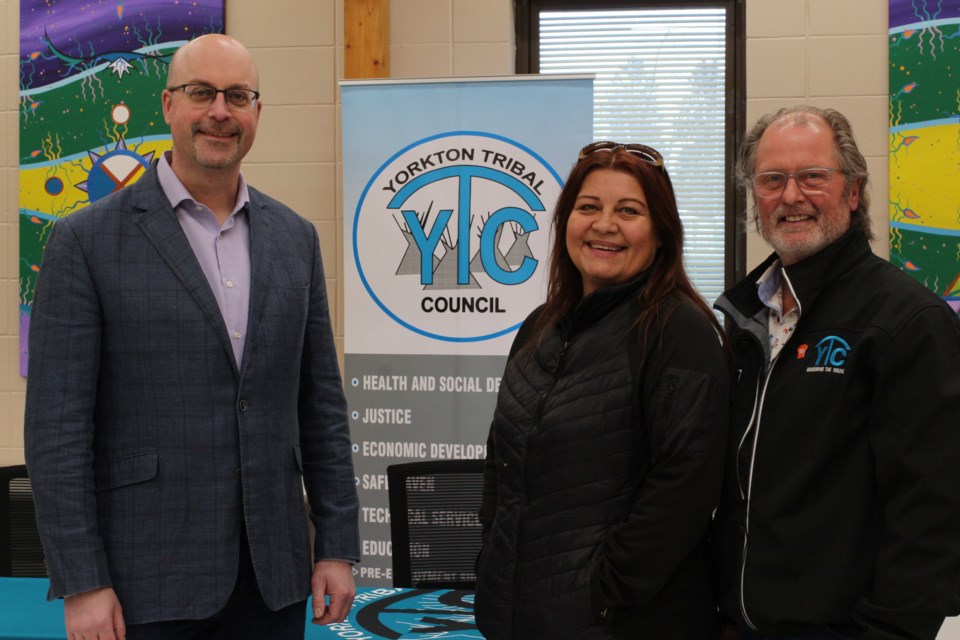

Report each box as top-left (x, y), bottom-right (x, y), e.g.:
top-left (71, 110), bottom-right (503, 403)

top-left (713, 106), bottom-right (960, 640)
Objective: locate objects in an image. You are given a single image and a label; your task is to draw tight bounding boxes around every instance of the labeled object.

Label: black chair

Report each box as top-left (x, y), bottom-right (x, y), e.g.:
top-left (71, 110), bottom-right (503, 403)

top-left (387, 459), bottom-right (485, 589)
top-left (0, 465), bottom-right (46, 577)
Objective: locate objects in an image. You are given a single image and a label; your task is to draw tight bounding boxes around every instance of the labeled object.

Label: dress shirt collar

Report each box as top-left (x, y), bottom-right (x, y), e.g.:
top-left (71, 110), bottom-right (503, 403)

top-left (756, 260), bottom-right (784, 314)
top-left (157, 150), bottom-right (251, 219)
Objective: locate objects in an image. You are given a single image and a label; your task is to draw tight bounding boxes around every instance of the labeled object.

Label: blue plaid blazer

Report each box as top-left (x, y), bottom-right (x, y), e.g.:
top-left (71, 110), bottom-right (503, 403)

top-left (24, 164), bottom-right (360, 624)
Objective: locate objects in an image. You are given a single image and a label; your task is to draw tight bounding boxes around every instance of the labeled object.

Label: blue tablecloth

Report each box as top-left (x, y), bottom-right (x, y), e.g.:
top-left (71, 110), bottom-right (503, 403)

top-left (0, 578), bottom-right (482, 639)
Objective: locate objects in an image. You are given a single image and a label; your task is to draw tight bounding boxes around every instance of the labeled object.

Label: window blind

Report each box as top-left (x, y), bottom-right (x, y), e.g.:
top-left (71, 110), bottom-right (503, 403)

top-left (538, 8), bottom-right (728, 305)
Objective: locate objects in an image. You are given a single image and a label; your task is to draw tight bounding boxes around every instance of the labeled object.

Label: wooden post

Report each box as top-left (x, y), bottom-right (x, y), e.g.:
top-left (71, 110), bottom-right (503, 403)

top-left (344, 0), bottom-right (389, 79)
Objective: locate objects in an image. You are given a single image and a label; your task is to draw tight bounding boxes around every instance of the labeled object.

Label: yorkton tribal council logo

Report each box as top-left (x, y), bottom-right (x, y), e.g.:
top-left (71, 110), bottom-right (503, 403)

top-left (329, 588), bottom-right (479, 639)
top-left (802, 335), bottom-right (851, 374)
top-left (353, 132), bottom-right (562, 342)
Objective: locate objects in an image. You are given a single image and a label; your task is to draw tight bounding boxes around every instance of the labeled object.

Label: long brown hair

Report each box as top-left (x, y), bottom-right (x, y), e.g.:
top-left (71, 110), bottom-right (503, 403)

top-left (530, 147), bottom-right (723, 347)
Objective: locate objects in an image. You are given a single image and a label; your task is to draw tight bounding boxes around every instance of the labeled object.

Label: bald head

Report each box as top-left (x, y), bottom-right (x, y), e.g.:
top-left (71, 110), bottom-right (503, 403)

top-left (167, 34), bottom-right (259, 91)
top-left (161, 34), bottom-right (262, 189)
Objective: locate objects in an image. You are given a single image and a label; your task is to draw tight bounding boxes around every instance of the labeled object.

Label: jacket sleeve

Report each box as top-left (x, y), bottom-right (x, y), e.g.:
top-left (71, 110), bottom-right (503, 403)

top-left (592, 302), bottom-right (730, 609)
top-left (298, 222), bottom-right (361, 563)
top-left (851, 304), bottom-right (960, 639)
top-left (24, 218), bottom-right (114, 598)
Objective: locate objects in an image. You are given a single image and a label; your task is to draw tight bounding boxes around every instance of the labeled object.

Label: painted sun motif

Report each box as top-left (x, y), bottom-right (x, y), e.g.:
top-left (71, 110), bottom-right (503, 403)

top-left (75, 137), bottom-right (155, 202)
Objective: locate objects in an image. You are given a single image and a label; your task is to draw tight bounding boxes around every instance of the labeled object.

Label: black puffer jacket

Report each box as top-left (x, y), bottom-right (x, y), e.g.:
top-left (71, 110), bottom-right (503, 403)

top-left (475, 276), bottom-right (730, 639)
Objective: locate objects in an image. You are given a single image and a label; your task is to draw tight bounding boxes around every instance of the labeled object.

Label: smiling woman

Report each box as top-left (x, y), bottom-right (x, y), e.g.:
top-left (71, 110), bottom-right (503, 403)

top-left (475, 144), bottom-right (732, 640)
top-left (566, 168), bottom-right (659, 296)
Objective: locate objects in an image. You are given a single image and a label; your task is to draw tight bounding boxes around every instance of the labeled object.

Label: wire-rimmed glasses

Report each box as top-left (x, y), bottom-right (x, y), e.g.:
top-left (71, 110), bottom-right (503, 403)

top-left (167, 83), bottom-right (260, 110)
top-left (751, 167), bottom-right (842, 198)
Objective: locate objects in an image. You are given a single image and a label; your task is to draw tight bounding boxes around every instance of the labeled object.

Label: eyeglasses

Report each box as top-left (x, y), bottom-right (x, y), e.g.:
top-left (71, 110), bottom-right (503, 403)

top-left (751, 167), bottom-right (842, 198)
top-left (167, 83), bottom-right (260, 110)
top-left (579, 141), bottom-right (665, 172)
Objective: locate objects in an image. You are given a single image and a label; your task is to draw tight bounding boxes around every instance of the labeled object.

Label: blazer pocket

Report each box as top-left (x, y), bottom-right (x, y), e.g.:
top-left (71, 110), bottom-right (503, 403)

top-left (272, 252), bottom-right (311, 290)
top-left (270, 286), bottom-right (309, 328)
top-left (94, 452), bottom-right (159, 492)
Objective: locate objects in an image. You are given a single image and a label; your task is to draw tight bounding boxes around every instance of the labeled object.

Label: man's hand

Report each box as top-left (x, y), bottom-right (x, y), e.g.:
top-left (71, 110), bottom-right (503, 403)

top-left (64, 587), bottom-right (125, 640)
top-left (310, 560), bottom-right (356, 625)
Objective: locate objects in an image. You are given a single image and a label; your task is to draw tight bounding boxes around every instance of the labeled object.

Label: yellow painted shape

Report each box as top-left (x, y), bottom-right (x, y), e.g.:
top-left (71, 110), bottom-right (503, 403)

top-left (19, 140), bottom-right (170, 216)
top-left (889, 123), bottom-right (960, 230)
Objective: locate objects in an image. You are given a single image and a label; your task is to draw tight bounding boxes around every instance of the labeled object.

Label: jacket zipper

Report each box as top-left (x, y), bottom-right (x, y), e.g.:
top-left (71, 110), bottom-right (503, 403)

top-left (738, 352), bottom-right (778, 631)
top-left (739, 270), bottom-right (801, 631)
top-left (512, 335), bottom-right (572, 637)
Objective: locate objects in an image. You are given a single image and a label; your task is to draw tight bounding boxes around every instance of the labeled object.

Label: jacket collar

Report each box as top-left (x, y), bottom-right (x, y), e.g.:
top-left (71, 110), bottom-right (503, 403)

top-left (716, 228), bottom-right (872, 323)
top-left (561, 270), bottom-right (650, 337)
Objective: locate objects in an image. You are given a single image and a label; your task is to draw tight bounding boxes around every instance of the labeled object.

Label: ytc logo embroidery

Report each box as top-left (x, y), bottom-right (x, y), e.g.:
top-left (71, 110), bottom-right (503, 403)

top-left (814, 335), bottom-right (851, 367)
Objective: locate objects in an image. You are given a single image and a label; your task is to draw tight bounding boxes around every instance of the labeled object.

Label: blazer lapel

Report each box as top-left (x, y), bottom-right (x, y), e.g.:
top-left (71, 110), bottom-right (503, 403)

top-left (133, 167), bottom-right (239, 377)
top-left (241, 190), bottom-right (276, 373)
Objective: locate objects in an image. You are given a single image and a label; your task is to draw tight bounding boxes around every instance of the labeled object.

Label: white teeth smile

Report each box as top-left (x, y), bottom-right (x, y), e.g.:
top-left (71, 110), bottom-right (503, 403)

top-left (200, 130), bottom-right (236, 138)
top-left (784, 215), bottom-right (811, 222)
top-left (588, 243), bottom-right (621, 252)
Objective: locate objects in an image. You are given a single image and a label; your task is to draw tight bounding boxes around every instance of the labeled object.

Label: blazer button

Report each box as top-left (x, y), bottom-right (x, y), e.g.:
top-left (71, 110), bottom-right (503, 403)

top-left (234, 468), bottom-right (242, 480)
top-left (239, 399), bottom-right (248, 412)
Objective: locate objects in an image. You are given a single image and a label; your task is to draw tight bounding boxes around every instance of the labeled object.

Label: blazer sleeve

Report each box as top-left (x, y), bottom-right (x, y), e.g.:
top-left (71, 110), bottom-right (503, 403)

top-left (24, 217), bottom-right (114, 598)
top-left (591, 300), bottom-right (731, 609)
top-left (297, 223), bottom-right (361, 563)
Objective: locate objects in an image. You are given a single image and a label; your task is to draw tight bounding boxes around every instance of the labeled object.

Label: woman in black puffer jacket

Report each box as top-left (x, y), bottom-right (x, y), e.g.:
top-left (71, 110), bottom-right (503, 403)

top-left (475, 142), bottom-right (730, 640)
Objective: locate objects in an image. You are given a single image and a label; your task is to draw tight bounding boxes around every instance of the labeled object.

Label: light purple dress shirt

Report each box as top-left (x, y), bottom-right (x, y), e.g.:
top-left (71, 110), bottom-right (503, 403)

top-left (157, 151), bottom-right (251, 367)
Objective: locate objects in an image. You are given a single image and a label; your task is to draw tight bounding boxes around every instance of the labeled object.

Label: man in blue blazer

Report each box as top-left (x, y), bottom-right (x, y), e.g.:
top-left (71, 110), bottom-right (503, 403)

top-left (24, 34), bottom-right (360, 639)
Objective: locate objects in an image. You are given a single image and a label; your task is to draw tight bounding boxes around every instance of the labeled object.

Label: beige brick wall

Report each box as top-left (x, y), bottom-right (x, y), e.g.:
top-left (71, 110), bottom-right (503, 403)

top-left (0, 1), bottom-right (889, 458)
top-left (744, 0), bottom-right (890, 268)
top-left (1, 0), bottom-right (23, 465)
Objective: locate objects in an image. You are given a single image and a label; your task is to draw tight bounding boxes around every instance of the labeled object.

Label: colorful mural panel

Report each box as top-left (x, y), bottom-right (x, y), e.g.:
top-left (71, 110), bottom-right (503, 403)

top-left (19, 0), bottom-right (224, 375)
top-left (888, 0), bottom-right (960, 314)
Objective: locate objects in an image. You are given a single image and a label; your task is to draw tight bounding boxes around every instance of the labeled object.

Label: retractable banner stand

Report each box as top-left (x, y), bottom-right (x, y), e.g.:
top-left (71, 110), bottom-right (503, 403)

top-left (341, 76), bottom-right (593, 586)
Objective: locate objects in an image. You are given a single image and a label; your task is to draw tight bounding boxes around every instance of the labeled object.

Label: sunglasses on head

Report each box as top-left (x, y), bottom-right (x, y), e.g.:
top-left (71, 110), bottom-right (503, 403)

top-left (578, 141), bottom-right (666, 172)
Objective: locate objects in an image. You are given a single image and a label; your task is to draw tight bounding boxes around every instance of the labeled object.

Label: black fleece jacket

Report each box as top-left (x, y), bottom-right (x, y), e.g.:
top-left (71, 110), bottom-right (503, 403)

top-left (713, 230), bottom-right (960, 639)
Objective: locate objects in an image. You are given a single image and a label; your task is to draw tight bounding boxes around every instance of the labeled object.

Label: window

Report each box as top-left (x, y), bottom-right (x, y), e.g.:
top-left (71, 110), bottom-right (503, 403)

top-left (516, 0), bottom-right (745, 302)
